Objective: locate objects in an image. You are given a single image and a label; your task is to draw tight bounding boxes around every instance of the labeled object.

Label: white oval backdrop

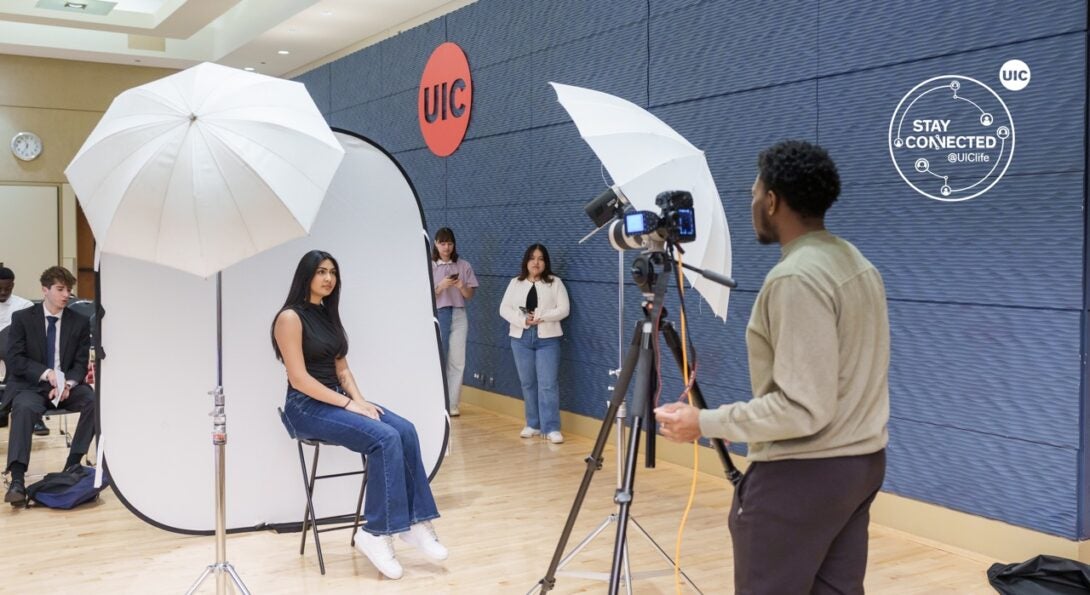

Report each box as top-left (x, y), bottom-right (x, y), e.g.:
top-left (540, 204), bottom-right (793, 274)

top-left (99, 131), bottom-right (448, 532)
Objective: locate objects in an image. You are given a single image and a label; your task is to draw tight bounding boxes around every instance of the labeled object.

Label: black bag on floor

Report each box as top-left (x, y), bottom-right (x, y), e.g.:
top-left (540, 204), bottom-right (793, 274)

top-left (26, 465), bottom-right (109, 509)
top-left (988, 554), bottom-right (1090, 594)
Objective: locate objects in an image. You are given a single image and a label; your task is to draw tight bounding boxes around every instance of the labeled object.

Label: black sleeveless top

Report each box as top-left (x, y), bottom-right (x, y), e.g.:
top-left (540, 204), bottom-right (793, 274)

top-left (290, 303), bottom-right (345, 388)
top-left (525, 283), bottom-right (538, 311)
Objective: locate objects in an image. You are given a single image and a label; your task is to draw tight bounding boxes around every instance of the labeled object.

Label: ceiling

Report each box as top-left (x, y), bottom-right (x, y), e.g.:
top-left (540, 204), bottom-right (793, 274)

top-left (0, 0), bottom-right (477, 78)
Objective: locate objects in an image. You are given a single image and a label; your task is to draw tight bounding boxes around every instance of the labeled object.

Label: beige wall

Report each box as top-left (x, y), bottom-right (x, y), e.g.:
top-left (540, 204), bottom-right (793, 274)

top-left (0, 54), bottom-right (176, 184)
top-left (0, 54), bottom-right (175, 286)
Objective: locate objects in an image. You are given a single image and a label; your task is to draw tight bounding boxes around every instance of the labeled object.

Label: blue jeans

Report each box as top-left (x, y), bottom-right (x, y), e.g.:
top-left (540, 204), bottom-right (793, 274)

top-left (283, 388), bottom-right (439, 535)
top-left (437, 306), bottom-right (468, 410)
top-left (437, 306), bottom-right (452, 356)
top-left (511, 327), bottom-right (561, 433)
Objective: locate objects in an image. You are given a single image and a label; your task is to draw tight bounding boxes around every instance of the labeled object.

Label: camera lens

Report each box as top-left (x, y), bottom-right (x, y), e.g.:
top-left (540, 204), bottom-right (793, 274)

top-left (608, 220), bottom-right (644, 251)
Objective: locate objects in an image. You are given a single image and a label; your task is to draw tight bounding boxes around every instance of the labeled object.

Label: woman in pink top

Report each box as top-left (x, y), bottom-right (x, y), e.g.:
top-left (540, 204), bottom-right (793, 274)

top-left (431, 228), bottom-right (478, 416)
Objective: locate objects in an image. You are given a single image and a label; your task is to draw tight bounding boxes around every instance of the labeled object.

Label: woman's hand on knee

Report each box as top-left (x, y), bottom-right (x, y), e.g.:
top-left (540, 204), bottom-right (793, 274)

top-left (347, 400), bottom-right (383, 420)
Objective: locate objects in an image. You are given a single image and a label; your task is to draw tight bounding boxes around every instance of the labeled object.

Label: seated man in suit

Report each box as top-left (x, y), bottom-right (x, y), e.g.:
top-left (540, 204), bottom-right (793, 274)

top-left (0, 265), bottom-right (45, 434)
top-left (3, 266), bottom-right (96, 504)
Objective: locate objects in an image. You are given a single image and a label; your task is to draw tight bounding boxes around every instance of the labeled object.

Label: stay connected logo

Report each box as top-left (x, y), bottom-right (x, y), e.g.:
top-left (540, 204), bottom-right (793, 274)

top-left (888, 75), bottom-right (1015, 202)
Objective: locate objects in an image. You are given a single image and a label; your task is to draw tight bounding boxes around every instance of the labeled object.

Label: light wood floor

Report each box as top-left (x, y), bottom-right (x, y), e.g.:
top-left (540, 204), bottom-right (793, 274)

top-left (1, 405), bottom-right (995, 594)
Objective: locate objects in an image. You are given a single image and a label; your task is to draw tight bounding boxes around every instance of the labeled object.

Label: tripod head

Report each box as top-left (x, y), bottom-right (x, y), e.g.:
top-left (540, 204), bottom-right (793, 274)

top-left (630, 246), bottom-right (673, 297)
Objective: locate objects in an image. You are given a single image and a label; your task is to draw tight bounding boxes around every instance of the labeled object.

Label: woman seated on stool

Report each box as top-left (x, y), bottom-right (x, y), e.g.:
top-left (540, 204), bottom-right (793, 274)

top-left (273, 249), bottom-right (447, 580)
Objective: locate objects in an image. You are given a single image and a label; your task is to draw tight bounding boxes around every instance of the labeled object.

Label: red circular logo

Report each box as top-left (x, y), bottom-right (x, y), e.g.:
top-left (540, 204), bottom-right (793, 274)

top-left (418, 42), bottom-right (472, 157)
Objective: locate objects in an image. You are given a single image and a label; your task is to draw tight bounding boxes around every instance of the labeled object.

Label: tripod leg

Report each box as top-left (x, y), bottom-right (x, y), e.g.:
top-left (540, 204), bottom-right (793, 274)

top-left (660, 322), bottom-right (742, 484)
top-left (184, 565), bottom-right (214, 595)
top-left (629, 516), bottom-right (704, 594)
top-left (535, 321), bottom-right (644, 594)
top-left (623, 538), bottom-right (633, 595)
top-left (224, 563), bottom-right (252, 595)
top-left (610, 412), bottom-right (644, 594)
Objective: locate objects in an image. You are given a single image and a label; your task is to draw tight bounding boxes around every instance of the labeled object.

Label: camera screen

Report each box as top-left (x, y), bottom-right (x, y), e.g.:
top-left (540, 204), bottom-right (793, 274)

top-left (676, 208), bottom-right (696, 241)
top-left (625, 212), bottom-right (651, 235)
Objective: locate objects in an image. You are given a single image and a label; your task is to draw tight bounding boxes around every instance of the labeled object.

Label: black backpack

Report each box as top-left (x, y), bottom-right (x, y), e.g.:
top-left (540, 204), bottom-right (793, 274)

top-left (26, 465), bottom-right (109, 509)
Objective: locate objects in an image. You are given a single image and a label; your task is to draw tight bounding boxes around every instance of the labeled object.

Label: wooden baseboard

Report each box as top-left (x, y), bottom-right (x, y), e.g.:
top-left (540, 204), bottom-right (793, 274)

top-left (461, 386), bottom-right (1090, 564)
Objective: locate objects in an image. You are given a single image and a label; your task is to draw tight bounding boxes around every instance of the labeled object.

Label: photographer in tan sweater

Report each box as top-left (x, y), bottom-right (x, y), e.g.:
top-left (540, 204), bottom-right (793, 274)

top-left (655, 140), bottom-right (890, 595)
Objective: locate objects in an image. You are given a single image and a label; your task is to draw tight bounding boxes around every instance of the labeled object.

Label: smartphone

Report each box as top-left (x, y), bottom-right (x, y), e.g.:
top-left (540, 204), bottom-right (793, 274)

top-left (448, 273), bottom-right (460, 280)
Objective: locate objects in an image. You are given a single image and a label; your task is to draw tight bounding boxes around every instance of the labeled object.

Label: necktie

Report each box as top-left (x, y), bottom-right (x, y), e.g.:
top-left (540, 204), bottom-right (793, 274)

top-left (46, 315), bottom-right (58, 370)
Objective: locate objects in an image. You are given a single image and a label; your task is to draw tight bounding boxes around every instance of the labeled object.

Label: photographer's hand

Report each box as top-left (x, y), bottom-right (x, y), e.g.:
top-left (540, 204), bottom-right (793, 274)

top-left (654, 402), bottom-right (702, 442)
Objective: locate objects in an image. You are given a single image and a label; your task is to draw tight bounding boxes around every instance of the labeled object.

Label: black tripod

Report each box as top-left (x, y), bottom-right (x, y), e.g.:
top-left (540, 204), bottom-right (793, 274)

top-left (531, 249), bottom-right (739, 594)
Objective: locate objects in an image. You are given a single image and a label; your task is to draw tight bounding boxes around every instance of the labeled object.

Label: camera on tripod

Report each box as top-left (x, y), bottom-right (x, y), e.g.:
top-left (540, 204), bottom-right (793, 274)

top-left (581, 185), bottom-right (697, 252)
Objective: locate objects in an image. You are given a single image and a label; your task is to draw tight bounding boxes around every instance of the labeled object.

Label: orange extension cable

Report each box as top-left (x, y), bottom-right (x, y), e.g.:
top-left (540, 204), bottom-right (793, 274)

top-left (673, 247), bottom-right (700, 595)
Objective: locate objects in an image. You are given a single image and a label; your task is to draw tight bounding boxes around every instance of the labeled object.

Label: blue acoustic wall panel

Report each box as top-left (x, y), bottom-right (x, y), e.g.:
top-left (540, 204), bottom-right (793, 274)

top-left (649, 0), bottom-right (705, 18)
top-left (394, 148), bottom-right (446, 214)
top-left (330, 44), bottom-right (383, 111)
top-left (818, 0), bottom-right (1085, 77)
top-left (649, 0), bottom-right (818, 105)
top-left (446, 131), bottom-right (533, 209)
top-left (463, 54), bottom-right (533, 140)
top-left (832, 174), bottom-right (1084, 310)
top-left (885, 417), bottom-right (1078, 538)
top-left (312, 0), bottom-right (1090, 539)
top-left (887, 302), bottom-right (1082, 449)
top-left (295, 64), bottom-right (331, 116)
top-left (380, 19), bottom-right (448, 96)
top-left (331, 89), bottom-right (425, 154)
top-left (446, 0), bottom-right (533, 70)
top-left (530, 20), bottom-right (649, 127)
top-left (529, 0), bottom-right (646, 53)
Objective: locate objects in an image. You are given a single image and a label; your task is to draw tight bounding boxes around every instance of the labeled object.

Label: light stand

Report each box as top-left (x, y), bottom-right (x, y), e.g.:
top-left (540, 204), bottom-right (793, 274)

top-left (186, 272), bottom-right (250, 595)
top-left (531, 248), bottom-right (737, 594)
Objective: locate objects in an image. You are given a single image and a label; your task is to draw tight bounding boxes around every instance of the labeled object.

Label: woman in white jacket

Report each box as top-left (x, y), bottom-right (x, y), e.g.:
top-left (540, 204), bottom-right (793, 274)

top-left (499, 244), bottom-right (570, 443)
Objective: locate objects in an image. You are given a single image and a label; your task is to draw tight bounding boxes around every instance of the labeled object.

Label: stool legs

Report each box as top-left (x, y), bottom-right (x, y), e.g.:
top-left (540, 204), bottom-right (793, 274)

top-left (292, 440), bottom-right (368, 575)
top-left (350, 454), bottom-right (367, 546)
top-left (297, 441), bottom-right (327, 574)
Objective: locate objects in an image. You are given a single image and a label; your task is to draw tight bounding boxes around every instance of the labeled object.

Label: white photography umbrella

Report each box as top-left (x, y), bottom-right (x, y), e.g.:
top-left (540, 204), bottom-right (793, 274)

top-left (550, 82), bottom-right (733, 319)
top-left (67, 62), bottom-right (342, 278)
top-left (65, 62), bottom-right (344, 595)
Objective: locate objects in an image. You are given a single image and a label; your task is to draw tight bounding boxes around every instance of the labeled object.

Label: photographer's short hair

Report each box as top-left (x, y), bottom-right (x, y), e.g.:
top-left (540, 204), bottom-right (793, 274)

top-left (40, 266), bottom-right (76, 289)
top-left (0, 266), bottom-right (13, 281)
top-left (757, 140), bottom-right (841, 219)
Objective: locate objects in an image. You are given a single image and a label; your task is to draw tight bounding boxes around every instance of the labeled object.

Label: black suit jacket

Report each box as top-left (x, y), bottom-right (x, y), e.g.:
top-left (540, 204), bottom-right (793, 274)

top-left (1, 303), bottom-right (90, 409)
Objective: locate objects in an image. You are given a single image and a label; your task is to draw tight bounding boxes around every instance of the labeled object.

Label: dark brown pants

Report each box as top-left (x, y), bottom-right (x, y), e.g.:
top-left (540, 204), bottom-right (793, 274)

top-left (729, 450), bottom-right (886, 595)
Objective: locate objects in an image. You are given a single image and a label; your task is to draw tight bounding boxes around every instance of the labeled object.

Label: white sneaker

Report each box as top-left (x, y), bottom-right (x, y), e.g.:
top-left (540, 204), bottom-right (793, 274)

top-left (449, 406), bottom-right (460, 417)
top-left (354, 528), bottom-right (403, 579)
top-left (520, 426), bottom-right (541, 438)
top-left (547, 431), bottom-right (564, 444)
top-left (399, 521), bottom-right (448, 561)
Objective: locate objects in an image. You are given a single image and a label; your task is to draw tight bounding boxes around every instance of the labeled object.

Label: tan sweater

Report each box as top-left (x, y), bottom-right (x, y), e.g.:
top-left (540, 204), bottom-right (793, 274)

top-left (699, 230), bottom-right (890, 461)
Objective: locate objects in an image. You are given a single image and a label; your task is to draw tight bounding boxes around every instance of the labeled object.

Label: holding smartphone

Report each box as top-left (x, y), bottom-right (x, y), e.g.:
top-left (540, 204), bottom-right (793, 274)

top-left (448, 273), bottom-right (459, 280)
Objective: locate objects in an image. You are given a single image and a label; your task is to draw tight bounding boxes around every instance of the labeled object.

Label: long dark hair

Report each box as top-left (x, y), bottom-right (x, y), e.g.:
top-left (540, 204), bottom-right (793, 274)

top-left (431, 227), bottom-right (459, 262)
top-left (271, 250), bottom-right (349, 361)
top-left (517, 243), bottom-right (554, 283)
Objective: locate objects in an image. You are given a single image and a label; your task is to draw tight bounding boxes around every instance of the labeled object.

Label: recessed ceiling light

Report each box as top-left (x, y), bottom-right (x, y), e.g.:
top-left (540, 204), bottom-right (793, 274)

top-left (244, 67), bottom-right (255, 71)
top-left (65, 2), bottom-right (87, 8)
top-left (321, 10), bottom-right (333, 16)
top-left (277, 50), bottom-right (290, 55)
